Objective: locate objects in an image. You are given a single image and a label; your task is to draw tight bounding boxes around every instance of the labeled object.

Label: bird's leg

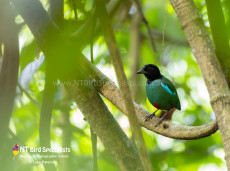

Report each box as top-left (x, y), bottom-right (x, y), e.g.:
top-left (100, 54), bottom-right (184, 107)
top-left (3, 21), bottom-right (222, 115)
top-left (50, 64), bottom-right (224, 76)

top-left (155, 111), bottom-right (169, 127)
top-left (145, 109), bottom-right (159, 121)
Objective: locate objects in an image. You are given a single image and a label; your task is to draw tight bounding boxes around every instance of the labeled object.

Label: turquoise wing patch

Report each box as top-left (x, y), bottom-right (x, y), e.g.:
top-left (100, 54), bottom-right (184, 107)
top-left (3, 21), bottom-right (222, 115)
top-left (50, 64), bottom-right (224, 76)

top-left (161, 82), bottom-right (176, 95)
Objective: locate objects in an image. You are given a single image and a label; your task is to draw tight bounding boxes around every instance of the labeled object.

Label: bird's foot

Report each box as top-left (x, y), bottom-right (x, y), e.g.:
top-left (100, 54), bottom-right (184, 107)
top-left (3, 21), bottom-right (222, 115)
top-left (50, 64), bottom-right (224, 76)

top-left (145, 109), bottom-right (159, 122)
top-left (155, 118), bottom-right (164, 127)
top-left (145, 113), bottom-right (156, 122)
top-left (155, 111), bottom-right (168, 127)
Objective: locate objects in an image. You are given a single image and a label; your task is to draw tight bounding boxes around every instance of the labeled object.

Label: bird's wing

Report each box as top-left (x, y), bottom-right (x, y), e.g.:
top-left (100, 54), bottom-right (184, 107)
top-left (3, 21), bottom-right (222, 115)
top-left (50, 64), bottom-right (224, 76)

top-left (160, 77), bottom-right (177, 95)
top-left (161, 76), bottom-right (181, 110)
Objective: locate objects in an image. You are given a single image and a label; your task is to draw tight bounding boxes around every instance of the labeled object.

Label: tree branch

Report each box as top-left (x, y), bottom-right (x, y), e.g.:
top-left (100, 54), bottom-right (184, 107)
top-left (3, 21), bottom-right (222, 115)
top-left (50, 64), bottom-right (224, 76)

top-left (39, 65), bottom-right (56, 148)
top-left (83, 59), bottom-right (218, 140)
top-left (71, 0), bottom-right (78, 20)
top-left (17, 82), bottom-right (41, 108)
top-left (60, 87), bottom-right (72, 171)
top-left (96, 2), bottom-right (152, 171)
top-left (169, 0), bottom-right (230, 169)
top-left (90, 18), bottom-right (98, 171)
top-left (134, 0), bottom-right (157, 52)
top-left (39, 64), bottom-right (56, 171)
top-left (69, 79), bottom-right (144, 171)
top-left (11, 0), bottom-right (143, 170)
top-left (0, 1), bottom-right (19, 169)
top-left (70, 0), bottom-right (123, 49)
top-left (150, 29), bottom-right (189, 47)
top-left (129, 8), bottom-right (142, 101)
top-left (39, 1), bottom-right (63, 170)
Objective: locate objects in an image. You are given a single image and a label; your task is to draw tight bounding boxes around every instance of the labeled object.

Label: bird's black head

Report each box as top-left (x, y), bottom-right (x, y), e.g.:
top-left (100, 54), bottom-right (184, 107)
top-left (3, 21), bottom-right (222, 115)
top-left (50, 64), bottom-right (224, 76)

top-left (136, 64), bottom-right (162, 83)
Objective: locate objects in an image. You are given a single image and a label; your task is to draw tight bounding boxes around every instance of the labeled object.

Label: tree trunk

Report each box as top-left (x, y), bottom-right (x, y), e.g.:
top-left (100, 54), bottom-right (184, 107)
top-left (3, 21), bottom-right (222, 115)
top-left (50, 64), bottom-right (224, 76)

top-left (170, 0), bottom-right (230, 170)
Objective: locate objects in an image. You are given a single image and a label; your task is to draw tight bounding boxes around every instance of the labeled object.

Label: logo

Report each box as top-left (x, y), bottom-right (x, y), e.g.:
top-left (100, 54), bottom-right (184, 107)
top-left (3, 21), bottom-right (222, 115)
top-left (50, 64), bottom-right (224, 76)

top-left (12, 144), bottom-right (19, 159)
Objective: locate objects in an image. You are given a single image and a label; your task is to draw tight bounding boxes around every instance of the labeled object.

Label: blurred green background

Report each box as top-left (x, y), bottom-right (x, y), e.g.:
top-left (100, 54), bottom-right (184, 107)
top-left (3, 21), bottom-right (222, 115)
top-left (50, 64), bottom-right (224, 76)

top-left (6, 0), bottom-right (230, 170)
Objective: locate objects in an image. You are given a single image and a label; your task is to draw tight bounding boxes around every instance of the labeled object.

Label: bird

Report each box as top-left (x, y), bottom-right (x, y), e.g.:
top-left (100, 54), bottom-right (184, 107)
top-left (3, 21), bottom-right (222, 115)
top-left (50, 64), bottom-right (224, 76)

top-left (136, 64), bottom-right (181, 127)
top-left (12, 144), bottom-right (19, 159)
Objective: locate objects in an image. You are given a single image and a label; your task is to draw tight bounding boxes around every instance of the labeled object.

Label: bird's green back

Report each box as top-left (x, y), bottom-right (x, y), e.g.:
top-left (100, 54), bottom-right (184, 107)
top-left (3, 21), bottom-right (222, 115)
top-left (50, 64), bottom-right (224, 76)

top-left (146, 76), bottom-right (181, 111)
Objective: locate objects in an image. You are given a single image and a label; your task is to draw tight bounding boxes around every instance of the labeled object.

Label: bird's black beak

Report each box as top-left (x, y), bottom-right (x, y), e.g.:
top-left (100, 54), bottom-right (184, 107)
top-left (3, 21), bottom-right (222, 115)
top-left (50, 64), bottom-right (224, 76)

top-left (136, 69), bottom-right (146, 74)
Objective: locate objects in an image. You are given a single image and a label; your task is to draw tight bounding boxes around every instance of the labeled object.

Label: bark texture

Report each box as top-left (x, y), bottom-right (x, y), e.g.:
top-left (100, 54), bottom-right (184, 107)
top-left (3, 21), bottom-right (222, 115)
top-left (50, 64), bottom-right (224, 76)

top-left (170, 0), bottom-right (230, 169)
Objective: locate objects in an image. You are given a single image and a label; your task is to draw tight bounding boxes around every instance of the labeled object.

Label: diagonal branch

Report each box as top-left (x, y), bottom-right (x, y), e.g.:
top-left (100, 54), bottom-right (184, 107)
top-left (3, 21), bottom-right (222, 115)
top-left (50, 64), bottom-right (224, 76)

top-left (96, 2), bottom-right (152, 171)
top-left (17, 82), bottom-right (41, 108)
